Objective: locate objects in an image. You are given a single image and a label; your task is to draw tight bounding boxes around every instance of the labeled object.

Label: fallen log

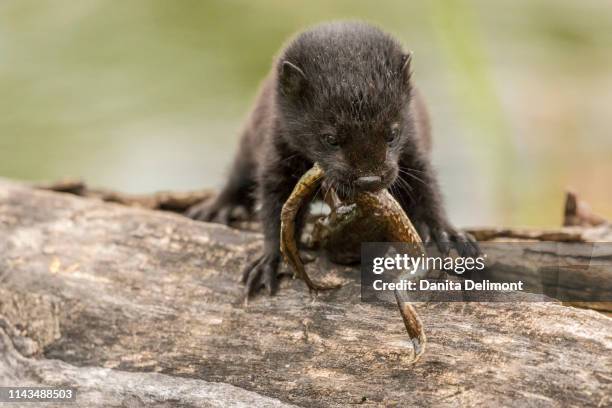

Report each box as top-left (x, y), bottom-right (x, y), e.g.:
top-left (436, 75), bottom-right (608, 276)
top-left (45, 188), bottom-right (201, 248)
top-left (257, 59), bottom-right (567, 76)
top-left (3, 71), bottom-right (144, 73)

top-left (0, 180), bottom-right (611, 407)
top-left (35, 178), bottom-right (214, 212)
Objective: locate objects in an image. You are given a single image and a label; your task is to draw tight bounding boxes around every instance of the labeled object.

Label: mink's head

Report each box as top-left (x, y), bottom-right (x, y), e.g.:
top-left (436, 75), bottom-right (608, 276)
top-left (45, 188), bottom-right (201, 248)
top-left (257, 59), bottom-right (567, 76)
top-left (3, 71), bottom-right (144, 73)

top-left (275, 22), bottom-right (415, 197)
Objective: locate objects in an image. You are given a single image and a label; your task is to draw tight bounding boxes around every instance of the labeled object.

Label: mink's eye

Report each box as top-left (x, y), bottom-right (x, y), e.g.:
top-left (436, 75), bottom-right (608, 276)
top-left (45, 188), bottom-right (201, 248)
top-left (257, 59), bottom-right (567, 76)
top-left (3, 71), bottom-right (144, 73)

top-left (321, 133), bottom-right (339, 148)
top-left (386, 125), bottom-right (400, 144)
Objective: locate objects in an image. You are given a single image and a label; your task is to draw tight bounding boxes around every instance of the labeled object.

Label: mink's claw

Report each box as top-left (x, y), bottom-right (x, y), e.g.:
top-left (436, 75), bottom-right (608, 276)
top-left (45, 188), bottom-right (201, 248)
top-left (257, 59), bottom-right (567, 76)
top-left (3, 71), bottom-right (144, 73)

top-left (429, 224), bottom-right (481, 258)
top-left (430, 227), bottom-right (451, 256)
top-left (185, 198), bottom-right (219, 222)
top-left (242, 253), bottom-right (280, 297)
top-left (415, 222), bottom-right (431, 243)
top-left (186, 197), bottom-right (249, 225)
top-left (451, 230), bottom-right (481, 258)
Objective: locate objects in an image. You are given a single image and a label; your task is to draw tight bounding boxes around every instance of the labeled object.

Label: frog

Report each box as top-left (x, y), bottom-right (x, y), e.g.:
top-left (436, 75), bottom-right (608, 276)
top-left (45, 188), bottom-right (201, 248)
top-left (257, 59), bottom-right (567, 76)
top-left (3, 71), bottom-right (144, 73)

top-left (280, 163), bottom-right (427, 361)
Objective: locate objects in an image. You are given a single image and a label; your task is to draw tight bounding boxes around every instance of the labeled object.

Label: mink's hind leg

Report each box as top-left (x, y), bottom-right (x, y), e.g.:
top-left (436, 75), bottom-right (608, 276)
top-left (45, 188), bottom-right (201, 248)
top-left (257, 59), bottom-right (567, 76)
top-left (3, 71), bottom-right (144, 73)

top-left (186, 152), bottom-right (256, 225)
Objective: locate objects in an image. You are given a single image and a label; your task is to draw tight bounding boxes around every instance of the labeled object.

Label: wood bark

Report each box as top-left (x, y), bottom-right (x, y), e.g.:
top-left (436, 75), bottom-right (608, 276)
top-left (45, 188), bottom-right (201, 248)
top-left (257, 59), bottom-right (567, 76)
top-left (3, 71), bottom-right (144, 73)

top-left (0, 180), bottom-right (610, 407)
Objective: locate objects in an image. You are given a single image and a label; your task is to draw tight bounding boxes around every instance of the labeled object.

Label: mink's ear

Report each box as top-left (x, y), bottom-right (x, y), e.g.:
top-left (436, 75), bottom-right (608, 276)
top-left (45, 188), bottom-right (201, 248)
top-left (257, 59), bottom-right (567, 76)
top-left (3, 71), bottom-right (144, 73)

top-left (279, 60), bottom-right (307, 98)
top-left (399, 52), bottom-right (413, 84)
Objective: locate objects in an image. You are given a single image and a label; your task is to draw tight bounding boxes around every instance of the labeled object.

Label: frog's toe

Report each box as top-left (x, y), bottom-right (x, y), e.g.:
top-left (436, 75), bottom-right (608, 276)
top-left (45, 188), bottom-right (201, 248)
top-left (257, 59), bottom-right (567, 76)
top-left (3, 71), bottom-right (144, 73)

top-left (411, 336), bottom-right (425, 360)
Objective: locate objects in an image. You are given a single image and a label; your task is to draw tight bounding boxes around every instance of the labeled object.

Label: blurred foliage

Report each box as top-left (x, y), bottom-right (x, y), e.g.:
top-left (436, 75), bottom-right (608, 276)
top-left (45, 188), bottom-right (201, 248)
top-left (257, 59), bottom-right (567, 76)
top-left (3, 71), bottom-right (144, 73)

top-left (0, 0), bottom-right (611, 226)
top-left (429, 0), bottom-right (517, 223)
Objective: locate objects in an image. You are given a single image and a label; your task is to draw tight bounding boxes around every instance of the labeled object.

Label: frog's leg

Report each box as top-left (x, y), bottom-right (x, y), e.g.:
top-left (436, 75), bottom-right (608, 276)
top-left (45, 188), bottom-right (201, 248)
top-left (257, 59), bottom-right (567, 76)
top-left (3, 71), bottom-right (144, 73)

top-left (375, 190), bottom-right (425, 252)
top-left (395, 289), bottom-right (426, 362)
top-left (366, 190), bottom-right (427, 360)
top-left (388, 216), bottom-right (427, 360)
top-left (280, 164), bottom-right (342, 292)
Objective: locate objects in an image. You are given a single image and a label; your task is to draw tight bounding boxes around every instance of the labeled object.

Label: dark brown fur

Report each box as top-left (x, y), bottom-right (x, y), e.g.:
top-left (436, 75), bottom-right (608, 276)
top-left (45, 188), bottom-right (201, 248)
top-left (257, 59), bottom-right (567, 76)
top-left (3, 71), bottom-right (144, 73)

top-left (187, 21), bottom-right (478, 295)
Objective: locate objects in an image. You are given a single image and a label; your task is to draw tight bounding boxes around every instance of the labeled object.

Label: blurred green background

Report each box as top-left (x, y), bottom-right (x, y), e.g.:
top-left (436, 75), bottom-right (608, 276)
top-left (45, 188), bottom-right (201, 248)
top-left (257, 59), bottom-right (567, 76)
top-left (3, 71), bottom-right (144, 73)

top-left (1, 0), bottom-right (611, 227)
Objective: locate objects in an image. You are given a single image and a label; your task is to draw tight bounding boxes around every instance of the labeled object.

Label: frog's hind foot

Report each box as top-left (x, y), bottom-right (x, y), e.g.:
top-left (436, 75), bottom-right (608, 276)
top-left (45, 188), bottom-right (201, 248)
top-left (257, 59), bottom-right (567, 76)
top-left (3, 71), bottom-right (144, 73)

top-left (394, 289), bottom-right (427, 363)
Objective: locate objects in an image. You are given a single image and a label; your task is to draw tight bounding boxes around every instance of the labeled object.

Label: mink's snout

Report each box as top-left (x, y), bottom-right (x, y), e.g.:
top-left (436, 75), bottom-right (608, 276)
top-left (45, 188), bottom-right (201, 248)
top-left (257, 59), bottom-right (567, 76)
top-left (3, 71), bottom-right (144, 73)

top-left (349, 164), bottom-right (398, 193)
top-left (354, 175), bottom-right (383, 191)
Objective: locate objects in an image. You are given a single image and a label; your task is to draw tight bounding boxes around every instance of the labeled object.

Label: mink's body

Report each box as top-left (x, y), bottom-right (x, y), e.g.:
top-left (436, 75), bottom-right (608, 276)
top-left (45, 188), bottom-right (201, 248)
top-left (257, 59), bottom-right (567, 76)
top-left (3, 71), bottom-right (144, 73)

top-left (187, 22), bottom-right (478, 295)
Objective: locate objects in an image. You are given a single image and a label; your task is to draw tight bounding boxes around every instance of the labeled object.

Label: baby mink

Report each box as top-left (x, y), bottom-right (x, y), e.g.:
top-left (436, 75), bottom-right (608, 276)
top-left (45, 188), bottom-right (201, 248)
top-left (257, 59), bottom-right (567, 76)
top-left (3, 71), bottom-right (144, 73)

top-left (187, 21), bottom-right (479, 296)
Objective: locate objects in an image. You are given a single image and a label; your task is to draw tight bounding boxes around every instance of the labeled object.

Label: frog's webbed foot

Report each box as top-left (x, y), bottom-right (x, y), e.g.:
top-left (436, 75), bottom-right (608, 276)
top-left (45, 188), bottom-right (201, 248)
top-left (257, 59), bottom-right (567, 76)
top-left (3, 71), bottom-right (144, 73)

top-left (394, 289), bottom-right (426, 362)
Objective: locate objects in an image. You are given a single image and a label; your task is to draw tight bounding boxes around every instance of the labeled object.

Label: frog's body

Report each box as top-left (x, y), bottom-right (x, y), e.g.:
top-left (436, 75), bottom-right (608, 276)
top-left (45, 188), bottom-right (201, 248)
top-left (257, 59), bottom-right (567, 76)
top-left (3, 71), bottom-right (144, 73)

top-left (280, 163), bottom-right (426, 360)
top-left (311, 187), bottom-right (424, 265)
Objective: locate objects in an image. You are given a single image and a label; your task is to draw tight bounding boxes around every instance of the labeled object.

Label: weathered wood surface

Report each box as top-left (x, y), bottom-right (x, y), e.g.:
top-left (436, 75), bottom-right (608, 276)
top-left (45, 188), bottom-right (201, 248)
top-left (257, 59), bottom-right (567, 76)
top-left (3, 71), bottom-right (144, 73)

top-left (0, 180), bottom-right (611, 407)
top-left (0, 318), bottom-right (294, 408)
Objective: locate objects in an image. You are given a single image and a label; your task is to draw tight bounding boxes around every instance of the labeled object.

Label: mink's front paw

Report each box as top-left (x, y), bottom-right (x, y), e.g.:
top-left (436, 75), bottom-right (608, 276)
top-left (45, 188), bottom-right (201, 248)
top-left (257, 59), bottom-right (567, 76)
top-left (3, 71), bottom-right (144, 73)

top-left (427, 223), bottom-right (480, 258)
top-left (185, 196), bottom-right (248, 225)
top-left (241, 252), bottom-right (281, 297)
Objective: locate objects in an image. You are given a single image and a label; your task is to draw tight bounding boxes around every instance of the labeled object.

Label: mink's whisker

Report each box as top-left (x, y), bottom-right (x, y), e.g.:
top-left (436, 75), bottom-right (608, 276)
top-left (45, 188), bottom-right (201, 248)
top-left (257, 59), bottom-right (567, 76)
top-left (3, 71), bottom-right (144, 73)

top-left (394, 175), bottom-right (415, 203)
top-left (398, 167), bottom-right (426, 185)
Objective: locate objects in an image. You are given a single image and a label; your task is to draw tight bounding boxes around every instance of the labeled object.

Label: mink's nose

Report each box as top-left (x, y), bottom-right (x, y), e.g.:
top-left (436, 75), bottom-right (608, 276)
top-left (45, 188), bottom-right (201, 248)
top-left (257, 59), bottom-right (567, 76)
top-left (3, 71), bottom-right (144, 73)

top-left (355, 175), bottom-right (383, 191)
